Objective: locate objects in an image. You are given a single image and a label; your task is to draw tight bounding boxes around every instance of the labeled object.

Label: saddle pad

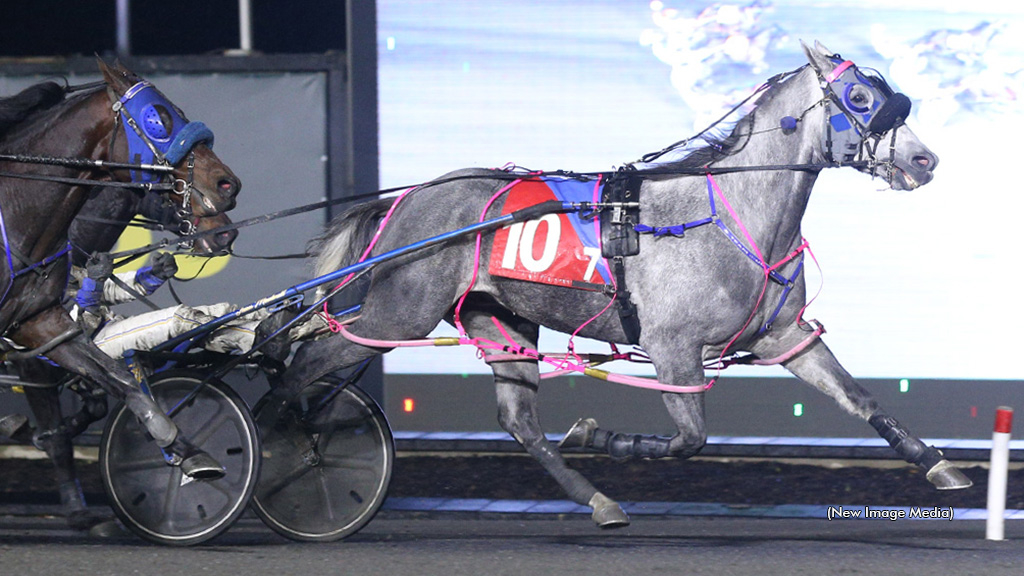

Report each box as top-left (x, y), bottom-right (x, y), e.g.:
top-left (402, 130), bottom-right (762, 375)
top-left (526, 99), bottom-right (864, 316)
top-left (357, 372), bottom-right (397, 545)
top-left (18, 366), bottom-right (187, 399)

top-left (488, 177), bottom-right (612, 291)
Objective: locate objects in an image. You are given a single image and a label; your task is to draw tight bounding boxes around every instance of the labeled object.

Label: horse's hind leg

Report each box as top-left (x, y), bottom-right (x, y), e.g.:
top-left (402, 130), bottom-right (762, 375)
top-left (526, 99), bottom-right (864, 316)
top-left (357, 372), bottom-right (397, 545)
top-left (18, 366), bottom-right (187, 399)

top-left (21, 383), bottom-right (108, 530)
top-left (776, 335), bottom-right (972, 489)
top-left (17, 358), bottom-right (111, 530)
top-left (460, 298), bottom-right (629, 528)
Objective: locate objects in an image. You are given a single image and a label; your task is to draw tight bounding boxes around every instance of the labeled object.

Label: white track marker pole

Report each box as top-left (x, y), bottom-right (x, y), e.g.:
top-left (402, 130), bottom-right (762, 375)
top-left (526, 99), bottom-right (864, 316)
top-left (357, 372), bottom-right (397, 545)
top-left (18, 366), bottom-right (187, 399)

top-left (986, 406), bottom-right (1013, 541)
top-left (239, 0), bottom-right (253, 52)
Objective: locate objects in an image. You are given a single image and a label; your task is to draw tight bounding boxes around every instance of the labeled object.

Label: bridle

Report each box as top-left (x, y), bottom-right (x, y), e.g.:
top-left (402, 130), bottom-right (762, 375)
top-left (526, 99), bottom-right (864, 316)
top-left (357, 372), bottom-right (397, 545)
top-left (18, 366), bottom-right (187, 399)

top-left (814, 57), bottom-right (913, 182)
top-left (109, 80), bottom-right (216, 237)
top-left (0, 78), bottom-right (217, 310)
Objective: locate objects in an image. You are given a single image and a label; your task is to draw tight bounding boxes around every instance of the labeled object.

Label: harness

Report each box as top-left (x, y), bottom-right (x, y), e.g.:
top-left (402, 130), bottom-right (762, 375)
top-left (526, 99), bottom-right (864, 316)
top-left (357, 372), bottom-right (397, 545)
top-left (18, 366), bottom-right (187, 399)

top-left (614, 56), bottom-right (911, 346)
top-left (634, 173), bottom-right (807, 334)
top-left (111, 81), bottom-right (216, 238)
top-left (599, 171), bottom-right (643, 343)
top-left (0, 79), bottom-right (215, 339)
top-left (0, 201), bottom-right (71, 309)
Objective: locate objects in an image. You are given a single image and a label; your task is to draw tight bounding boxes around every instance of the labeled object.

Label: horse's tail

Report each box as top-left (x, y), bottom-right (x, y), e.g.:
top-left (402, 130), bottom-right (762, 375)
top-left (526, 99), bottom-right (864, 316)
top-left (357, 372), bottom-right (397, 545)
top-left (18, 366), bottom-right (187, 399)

top-left (308, 197), bottom-right (393, 283)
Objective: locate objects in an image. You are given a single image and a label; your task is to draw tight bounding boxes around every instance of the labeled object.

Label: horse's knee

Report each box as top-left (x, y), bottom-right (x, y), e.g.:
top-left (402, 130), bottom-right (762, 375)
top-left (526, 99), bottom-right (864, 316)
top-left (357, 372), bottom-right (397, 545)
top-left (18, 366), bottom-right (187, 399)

top-left (668, 429), bottom-right (706, 459)
top-left (496, 405), bottom-right (540, 447)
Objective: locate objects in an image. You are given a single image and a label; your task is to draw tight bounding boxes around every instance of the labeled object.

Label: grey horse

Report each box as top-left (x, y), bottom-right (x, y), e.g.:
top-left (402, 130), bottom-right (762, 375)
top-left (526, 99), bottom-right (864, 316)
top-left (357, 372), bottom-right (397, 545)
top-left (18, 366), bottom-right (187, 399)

top-left (273, 41), bottom-right (970, 528)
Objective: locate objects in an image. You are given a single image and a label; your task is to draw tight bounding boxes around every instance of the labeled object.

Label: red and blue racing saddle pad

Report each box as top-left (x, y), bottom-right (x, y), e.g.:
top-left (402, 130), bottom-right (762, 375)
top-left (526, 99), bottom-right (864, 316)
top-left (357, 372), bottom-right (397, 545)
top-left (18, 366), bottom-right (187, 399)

top-left (488, 176), bottom-right (612, 291)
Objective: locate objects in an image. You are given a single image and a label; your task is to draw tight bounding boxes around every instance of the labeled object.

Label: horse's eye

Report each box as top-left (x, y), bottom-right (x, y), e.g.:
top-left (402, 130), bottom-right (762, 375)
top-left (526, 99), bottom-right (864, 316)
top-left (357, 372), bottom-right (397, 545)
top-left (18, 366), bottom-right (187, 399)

top-left (154, 105), bottom-right (174, 135)
top-left (843, 84), bottom-right (874, 114)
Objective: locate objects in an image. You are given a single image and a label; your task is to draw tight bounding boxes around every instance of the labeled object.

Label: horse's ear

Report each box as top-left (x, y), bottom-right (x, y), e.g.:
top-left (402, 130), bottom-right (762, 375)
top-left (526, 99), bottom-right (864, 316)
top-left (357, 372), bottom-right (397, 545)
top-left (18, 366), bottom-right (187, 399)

top-left (97, 57), bottom-right (124, 90)
top-left (801, 39), bottom-right (836, 77)
top-left (96, 57), bottom-right (115, 82)
top-left (97, 57), bottom-right (137, 96)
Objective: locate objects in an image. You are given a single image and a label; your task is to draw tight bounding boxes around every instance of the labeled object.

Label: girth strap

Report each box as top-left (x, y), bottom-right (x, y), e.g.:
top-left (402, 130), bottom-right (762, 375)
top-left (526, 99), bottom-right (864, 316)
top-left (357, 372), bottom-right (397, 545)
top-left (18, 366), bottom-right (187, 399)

top-left (601, 172), bottom-right (643, 344)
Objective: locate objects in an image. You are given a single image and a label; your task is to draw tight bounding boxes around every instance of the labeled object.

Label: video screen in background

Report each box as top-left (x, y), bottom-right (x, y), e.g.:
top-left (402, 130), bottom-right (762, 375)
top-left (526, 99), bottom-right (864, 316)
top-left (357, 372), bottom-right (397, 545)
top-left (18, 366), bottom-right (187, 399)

top-left (378, 1), bottom-right (1023, 381)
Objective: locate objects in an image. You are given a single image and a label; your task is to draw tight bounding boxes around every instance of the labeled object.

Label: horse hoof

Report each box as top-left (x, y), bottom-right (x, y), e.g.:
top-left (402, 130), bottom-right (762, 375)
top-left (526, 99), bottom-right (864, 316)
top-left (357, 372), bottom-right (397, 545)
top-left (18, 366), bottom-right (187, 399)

top-left (181, 452), bottom-right (226, 480)
top-left (589, 492), bottom-right (630, 528)
top-left (66, 509), bottom-right (112, 532)
top-left (88, 520), bottom-right (129, 539)
top-left (559, 418), bottom-right (598, 450)
top-left (926, 459), bottom-right (973, 490)
top-left (0, 413), bottom-right (30, 440)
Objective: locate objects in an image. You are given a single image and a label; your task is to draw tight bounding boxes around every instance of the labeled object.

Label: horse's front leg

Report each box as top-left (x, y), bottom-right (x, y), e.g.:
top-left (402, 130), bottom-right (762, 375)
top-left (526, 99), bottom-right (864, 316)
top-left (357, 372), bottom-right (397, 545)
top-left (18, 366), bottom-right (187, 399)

top-left (560, 345), bottom-right (708, 462)
top-left (770, 331), bottom-right (972, 490)
top-left (562, 391), bottom-right (707, 460)
top-left (461, 300), bottom-right (629, 528)
top-left (11, 307), bottom-right (224, 480)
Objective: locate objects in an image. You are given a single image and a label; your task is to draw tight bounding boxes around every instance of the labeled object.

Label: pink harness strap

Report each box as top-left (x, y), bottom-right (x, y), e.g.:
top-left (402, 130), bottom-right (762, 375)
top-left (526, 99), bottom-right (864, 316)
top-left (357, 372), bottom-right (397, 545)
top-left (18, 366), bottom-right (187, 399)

top-left (329, 169), bottom-right (826, 395)
top-left (321, 186), bottom-right (420, 332)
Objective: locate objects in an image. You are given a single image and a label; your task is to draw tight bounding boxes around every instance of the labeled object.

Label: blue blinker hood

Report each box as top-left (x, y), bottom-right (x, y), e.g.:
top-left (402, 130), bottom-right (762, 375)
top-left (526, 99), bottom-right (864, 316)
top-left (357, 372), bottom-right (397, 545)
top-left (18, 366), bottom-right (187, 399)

top-left (115, 81), bottom-right (215, 182)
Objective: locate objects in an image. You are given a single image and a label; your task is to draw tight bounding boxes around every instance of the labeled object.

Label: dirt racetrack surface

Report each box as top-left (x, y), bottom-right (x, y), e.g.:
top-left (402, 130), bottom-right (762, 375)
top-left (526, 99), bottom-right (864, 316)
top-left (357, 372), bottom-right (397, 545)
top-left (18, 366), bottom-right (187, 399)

top-left (1, 453), bottom-right (1020, 510)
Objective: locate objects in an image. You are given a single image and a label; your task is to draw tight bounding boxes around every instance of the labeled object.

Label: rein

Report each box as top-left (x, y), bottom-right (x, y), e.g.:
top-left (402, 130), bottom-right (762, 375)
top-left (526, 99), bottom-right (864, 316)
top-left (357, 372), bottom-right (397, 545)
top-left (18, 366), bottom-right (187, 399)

top-left (0, 167), bottom-right (177, 192)
top-left (0, 75), bottom-right (211, 320)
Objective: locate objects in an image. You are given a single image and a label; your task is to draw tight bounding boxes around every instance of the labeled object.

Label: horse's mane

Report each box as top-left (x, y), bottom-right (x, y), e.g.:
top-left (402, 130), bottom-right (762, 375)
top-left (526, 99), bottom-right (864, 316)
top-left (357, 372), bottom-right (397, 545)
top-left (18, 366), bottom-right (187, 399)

top-left (645, 67), bottom-right (802, 172)
top-left (0, 81), bottom-right (67, 139)
top-left (650, 103), bottom-right (764, 173)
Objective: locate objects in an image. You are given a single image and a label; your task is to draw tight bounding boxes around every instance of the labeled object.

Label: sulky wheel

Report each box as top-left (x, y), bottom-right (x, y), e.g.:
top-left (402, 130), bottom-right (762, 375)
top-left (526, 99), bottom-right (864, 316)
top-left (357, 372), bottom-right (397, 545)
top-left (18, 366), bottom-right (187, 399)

top-left (251, 380), bottom-right (394, 542)
top-left (99, 370), bottom-right (260, 546)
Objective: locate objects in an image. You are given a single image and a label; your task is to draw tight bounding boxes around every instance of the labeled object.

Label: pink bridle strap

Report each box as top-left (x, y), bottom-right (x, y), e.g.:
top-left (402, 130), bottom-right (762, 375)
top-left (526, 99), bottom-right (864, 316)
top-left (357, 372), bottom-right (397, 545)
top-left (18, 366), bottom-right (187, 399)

top-left (825, 60), bottom-right (854, 83)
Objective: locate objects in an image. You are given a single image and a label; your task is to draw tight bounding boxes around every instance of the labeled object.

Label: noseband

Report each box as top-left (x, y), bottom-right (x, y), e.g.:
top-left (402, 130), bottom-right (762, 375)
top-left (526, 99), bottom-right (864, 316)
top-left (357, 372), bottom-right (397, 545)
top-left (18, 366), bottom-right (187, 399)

top-left (111, 81), bottom-right (216, 237)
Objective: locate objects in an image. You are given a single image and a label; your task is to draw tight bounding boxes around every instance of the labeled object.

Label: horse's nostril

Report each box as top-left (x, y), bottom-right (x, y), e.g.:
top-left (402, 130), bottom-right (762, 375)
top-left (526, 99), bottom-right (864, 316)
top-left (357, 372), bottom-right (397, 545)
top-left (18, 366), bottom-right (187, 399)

top-left (914, 155), bottom-right (932, 169)
top-left (218, 178), bottom-right (239, 197)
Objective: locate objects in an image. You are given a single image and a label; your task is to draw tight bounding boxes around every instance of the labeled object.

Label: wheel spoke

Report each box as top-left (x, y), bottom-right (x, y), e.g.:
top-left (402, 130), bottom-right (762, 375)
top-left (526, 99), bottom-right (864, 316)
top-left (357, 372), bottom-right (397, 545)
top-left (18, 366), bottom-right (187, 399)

top-left (315, 468), bottom-right (337, 522)
top-left (158, 468), bottom-right (184, 531)
top-left (181, 403), bottom-right (231, 445)
top-left (318, 454), bottom-right (383, 473)
top-left (259, 461), bottom-right (316, 500)
top-left (107, 452), bottom-right (168, 474)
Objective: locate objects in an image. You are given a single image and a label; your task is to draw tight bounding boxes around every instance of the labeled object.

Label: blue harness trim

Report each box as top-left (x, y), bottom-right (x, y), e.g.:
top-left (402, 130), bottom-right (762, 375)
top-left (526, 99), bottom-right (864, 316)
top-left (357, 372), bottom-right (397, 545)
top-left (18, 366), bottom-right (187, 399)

top-left (116, 82), bottom-right (214, 182)
top-left (634, 177), bottom-right (804, 333)
top-left (0, 202), bottom-right (72, 311)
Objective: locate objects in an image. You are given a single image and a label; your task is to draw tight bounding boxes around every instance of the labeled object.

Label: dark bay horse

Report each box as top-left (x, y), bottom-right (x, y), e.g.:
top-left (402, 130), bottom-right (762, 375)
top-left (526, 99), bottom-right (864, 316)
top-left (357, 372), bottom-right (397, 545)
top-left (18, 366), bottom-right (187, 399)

top-left (280, 41), bottom-right (968, 528)
top-left (0, 60), bottom-right (241, 485)
top-left (5, 187), bottom-right (238, 530)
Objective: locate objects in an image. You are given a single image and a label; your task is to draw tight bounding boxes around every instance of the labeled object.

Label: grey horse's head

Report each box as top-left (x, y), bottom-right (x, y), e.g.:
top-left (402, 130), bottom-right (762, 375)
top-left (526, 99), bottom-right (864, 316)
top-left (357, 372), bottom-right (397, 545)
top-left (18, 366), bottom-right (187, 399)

top-left (803, 40), bottom-right (938, 190)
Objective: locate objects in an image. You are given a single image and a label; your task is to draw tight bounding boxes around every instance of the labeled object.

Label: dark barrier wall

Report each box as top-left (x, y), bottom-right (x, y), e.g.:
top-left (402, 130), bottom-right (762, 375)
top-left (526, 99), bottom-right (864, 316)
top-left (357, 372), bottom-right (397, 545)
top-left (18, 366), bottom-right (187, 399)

top-left (0, 54), bottom-right (384, 425)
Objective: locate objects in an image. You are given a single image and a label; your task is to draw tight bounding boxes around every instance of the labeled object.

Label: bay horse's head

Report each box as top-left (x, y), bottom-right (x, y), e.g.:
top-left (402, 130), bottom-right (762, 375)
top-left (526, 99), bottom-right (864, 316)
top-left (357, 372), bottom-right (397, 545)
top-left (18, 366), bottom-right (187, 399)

top-left (802, 41), bottom-right (938, 190)
top-left (98, 59), bottom-right (241, 217)
top-left (132, 190), bottom-right (238, 255)
top-left (70, 184), bottom-right (238, 271)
